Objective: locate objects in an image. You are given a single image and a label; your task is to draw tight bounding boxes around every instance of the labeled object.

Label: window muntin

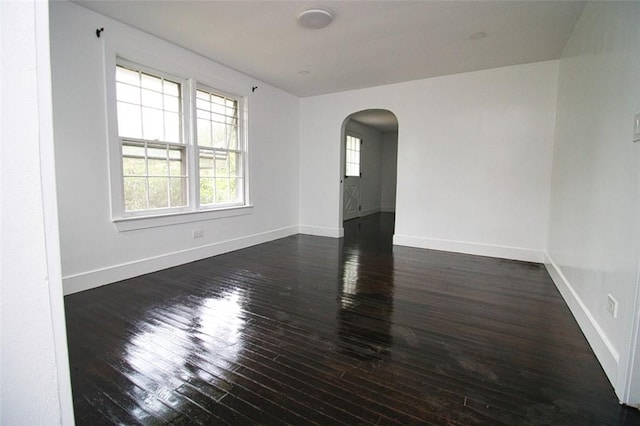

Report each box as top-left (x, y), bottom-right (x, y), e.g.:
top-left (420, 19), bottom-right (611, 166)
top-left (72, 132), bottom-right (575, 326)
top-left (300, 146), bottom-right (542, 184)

top-left (196, 87), bottom-right (244, 207)
top-left (116, 64), bottom-right (187, 214)
top-left (121, 141), bottom-right (187, 211)
top-left (113, 60), bottom-right (247, 219)
top-left (345, 135), bottom-right (361, 177)
top-left (116, 65), bottom-right (182, 143)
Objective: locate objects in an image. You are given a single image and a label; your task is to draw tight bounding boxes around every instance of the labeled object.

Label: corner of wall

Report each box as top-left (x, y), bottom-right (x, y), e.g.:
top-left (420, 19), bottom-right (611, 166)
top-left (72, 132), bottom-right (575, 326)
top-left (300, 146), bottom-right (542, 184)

top-left (298, 225), bottom-right (343, 238)
top-left (63, 225), bottom-right (299, 295)
top-left (393, 234), bottom-right (546, 263)
top-left (544, 252), bottom-right (621, 395)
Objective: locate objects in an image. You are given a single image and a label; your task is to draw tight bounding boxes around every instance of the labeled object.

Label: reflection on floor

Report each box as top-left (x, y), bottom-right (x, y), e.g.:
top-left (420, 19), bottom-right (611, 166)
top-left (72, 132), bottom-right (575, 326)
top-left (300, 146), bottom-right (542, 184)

top-left (65, 213), bottom-right (640, 425)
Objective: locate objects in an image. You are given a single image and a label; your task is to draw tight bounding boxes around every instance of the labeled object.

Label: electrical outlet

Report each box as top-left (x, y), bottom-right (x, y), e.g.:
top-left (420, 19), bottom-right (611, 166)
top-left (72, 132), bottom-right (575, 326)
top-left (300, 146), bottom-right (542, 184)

top-left (606, 294), bottom-right (618, 318)
top-left (192, 229), bottom-right (204, 238)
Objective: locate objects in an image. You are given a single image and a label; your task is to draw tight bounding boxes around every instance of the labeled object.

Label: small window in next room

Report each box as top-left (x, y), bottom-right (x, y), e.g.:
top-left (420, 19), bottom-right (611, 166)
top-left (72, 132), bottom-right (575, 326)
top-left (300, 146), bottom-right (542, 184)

top-left (345, 134), bottom-right (361, 177)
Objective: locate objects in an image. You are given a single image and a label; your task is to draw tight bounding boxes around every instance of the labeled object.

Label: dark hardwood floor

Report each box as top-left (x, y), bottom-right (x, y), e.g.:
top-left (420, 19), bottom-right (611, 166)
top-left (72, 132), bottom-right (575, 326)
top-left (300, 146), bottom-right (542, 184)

top-left (65, 213), bottom-right (640, 425)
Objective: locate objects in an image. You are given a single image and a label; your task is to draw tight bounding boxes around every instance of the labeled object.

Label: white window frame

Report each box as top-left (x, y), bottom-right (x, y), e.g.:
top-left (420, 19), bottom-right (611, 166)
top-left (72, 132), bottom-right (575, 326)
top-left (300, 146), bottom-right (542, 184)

top-left (345, 133), bottom-right (362, 177)
top-left (115, 60), bottom-right (191, 216)
top-left (105, 56), bottom-right (251, 232)
top-left (194, 83), bottom-right (247, 211)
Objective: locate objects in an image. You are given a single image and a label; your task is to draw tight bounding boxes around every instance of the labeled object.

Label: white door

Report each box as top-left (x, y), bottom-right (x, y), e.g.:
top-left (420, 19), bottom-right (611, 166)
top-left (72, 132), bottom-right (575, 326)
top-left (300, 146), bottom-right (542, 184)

top-left (343, 176), bottom-right (360, 221)
top-left (343, 134), bottom-right (362, 221)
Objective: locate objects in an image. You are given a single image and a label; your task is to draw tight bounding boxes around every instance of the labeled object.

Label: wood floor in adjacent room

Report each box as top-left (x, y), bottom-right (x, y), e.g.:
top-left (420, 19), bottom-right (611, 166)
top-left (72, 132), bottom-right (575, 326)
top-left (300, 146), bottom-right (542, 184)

top-left (65, 213), bottom-right (640, 425)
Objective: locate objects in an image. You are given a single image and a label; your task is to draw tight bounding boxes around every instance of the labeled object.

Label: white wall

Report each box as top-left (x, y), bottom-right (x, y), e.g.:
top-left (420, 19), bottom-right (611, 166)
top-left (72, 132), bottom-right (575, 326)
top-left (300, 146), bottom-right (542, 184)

top-left (50, 1), bottom-right (300, 294)
top-left (345, 120), bottom-right (383, 216)
top-left (1, 0), bottom-right (74, 423)
top-left (545, 1), bottom-right (640, 403)
top-left (300, 61), bottom-right (558, 261)
top-left (381, 131), bottom-right (398, 212)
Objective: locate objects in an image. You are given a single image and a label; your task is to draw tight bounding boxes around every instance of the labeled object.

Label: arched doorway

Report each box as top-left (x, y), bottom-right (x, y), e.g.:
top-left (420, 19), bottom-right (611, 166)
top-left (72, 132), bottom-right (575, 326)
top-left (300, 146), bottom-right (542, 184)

top-left (339, 109), bottom-right (399, 230)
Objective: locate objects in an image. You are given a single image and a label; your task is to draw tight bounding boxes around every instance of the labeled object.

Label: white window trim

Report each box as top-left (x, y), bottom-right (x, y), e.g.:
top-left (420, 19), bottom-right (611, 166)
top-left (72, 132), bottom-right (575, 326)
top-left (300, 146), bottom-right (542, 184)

top-left (113, 205), bottom-right (254, 232)
top-left (105, 53), bottom-right (252, 232)
top-left (193, 82), bottom-right (248, 211)
top-left (345, 132), bottom-right (362, 177)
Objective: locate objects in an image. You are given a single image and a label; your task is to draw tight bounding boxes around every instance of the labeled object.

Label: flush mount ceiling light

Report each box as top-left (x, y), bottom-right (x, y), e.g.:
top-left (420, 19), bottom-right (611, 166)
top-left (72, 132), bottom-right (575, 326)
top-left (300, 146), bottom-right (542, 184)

top-left (298, 9), bottom-right (333, 29)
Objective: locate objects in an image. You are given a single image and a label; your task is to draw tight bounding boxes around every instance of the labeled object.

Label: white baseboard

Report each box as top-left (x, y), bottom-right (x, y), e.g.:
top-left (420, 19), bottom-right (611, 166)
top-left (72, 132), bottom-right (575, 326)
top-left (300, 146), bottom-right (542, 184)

top-left (63, 226), bottom-right (299, 295)
top-left (544, 253), bottom-right (620, 391)
top-left (381, 206), bottom-right (396, 213)
top-left (392, 234), bottom-right (545, 263)
top-left (360, 207), bottom-right (381, 217)
top-left (298, 225), bottom-right (343, 238)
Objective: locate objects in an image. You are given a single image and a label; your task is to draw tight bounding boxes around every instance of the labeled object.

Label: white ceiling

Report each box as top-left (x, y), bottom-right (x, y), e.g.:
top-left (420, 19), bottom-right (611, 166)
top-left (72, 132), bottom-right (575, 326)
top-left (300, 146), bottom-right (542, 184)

top-left (72, 0), bottom-right (585, 99)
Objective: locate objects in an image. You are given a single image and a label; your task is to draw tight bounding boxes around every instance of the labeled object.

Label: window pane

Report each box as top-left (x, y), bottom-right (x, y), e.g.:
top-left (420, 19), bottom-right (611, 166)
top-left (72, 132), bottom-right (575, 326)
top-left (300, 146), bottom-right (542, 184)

top-left (199, 150), bottom-right (214, 177)
top-left (230, 177), bottom-right (242, 202)
top-left (164, 95), bottom-right (180, 113)
top-left (169, 146), bottom-right (183, 160)
top-left (124, 177), bottom-right (147, 211)
top-left (141, 72), bottom-right (163, 91)
top-left (196, 97), bottom-right (210, 112)
top-left (116, 66), bottom-right (139, 85)
top-left (144, 146), bottom-right (164, 180)
top-left (215, 151), bottom-right (229, 176)
top-left (142, 107), bottom-right (164, 141)
top-left (226, 107), bottom-right (237, 124)
top-left (229, 152), bottom-right (241, 176)
top-left (164, 112), bottom-right (181, 143)
top-left (123, 156), bottom-right (146, 176)
top-left (116, 64), bottom-right (182, 145)
top-left (345, 135), bottom-right (361, 177)
top-left (116, 64), bottom-right (195, 215)
top-left (122, 142), bottom-right (145, 158)
top-left (200, 178), bottom-right (214, 204)
top-left (116, 82), bottom-right (140, 104)
top-left (228, 126), bottom-right (238, 150)
top-left (215, 178), bottom-right (229, 204)
top-left (212, 120), bottom-right (226, 149)
top-left (148, 158), bottom-right (166, 176)
top-left (211, 94), bottom-right (225, 108)
top-left (196, 90), bottom-right (210, 100)
top-left (164, 80), bottom-right (179, 96)
top-left (168, 147), bottom-right (185, 176)
top-left (148, 177), bottom-right (169, 209)
top-left (141, 88), bottom-right (163, 108)
top-left (117, 102), bottom-right (142, 138)
top-left (197, 119), bottom-right (212, 147)
top-left (196, 88), bottom-right (240, 151)
top-left (169, 160), bottom-right (182, 176)
top-left (169, 177), bottom-right (187, 207)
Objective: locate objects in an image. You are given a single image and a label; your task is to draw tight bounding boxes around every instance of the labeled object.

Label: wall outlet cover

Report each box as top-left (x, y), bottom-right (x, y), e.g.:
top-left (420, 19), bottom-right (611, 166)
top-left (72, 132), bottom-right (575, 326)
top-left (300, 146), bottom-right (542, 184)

top-left (606, 294), bottom-right (618, 318)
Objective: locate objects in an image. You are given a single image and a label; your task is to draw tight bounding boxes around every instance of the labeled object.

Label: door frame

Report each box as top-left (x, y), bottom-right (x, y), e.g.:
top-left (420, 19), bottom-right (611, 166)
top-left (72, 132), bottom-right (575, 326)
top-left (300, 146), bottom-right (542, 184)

top-left (339, 109), bottom-right (399, 236)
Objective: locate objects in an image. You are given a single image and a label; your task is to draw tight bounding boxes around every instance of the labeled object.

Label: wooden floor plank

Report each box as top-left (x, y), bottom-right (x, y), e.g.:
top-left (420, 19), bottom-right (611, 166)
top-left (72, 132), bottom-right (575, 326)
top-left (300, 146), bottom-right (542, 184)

top-left (65, 213), bottom-right (640, 425)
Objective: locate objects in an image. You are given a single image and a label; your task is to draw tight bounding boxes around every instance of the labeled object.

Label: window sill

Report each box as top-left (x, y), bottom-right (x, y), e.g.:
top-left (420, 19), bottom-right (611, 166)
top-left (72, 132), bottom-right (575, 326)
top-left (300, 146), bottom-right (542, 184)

top-left (113, 205), bottom-right (254, 232)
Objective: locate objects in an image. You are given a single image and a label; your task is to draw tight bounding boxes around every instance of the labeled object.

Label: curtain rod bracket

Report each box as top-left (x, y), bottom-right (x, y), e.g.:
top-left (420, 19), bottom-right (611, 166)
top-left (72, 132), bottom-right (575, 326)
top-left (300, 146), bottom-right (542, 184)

top-left (96, 28), bottom-right (104, 38)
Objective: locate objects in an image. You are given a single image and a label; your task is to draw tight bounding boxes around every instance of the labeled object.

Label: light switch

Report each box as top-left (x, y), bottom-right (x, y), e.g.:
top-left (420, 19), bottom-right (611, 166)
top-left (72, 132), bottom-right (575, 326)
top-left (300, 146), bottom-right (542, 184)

top-left (634, 113), bottom-right (640, 143)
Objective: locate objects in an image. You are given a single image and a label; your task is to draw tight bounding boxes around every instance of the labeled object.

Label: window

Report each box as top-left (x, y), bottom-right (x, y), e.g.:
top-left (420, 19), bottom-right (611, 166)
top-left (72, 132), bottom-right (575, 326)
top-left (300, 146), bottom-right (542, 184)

top-left (116, 65), bottom-right (187, 212)
top-left (113, 60), bottom-right (247, 221)
top-left (195, 87), bottom-right (243, 206)
top-left (345, 134), bottom-right (361, 177)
